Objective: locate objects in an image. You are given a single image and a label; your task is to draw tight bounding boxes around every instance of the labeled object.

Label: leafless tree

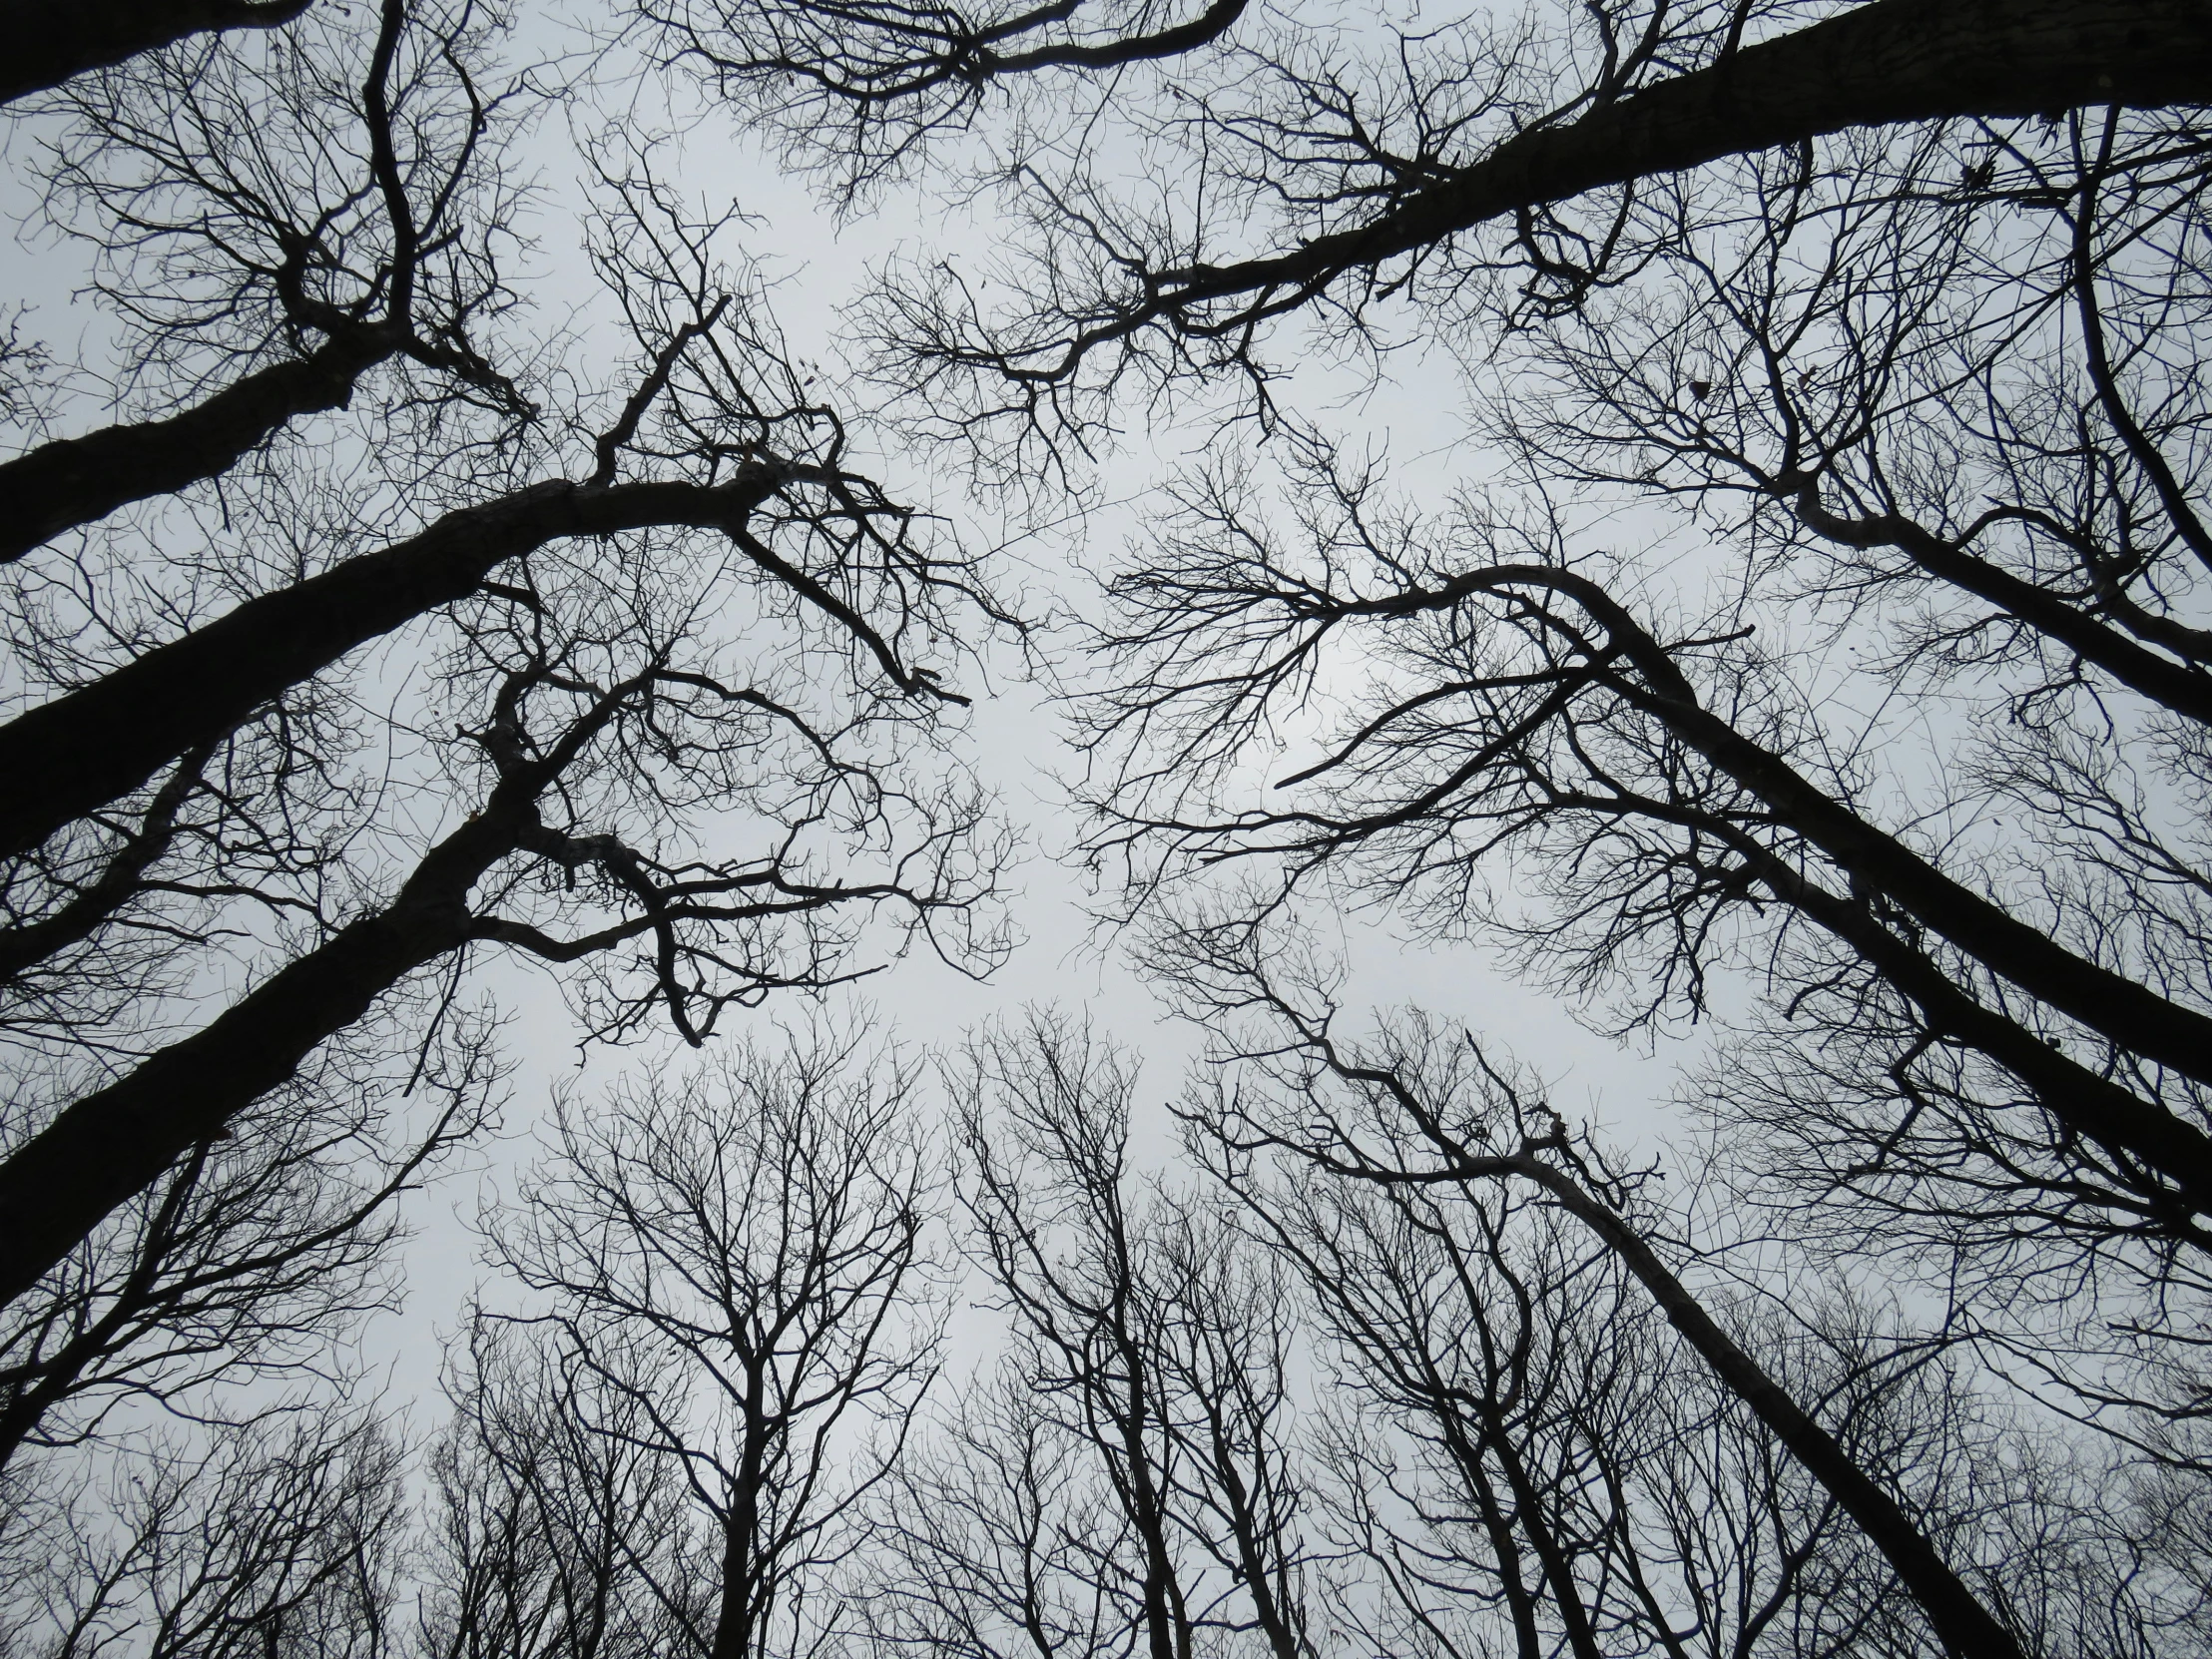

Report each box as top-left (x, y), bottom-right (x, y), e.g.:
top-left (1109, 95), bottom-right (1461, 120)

top-left (910, 1011), bottom-right (1329, 1659)
top-left (0, 1404), bottom-right (409, 1659)
top-left (1, 8), bottom-right (1020, 1645)
top-left (20, 0), bottom-right (2212, 1646)
top-left (0, 994), bottom-right (495, 1475)
top-left (860, 1366), bottom-right (1156, 1659)
top-left (1020, 54), bottom-right (2212, 1510)
top-left (418, 1319), bottom-right (710, 1659)
top-left (3, 0), bottom-right (531, 565)
top-left (638, 0), bottom-right (1253, 195)
top-left (1149, 930), bottom-right (2205, 1656)
top-left (632, 1), bottom-right (2212, 482)
top-left (478, 1030), bottom-right (944, 1659)
top-left (0, 90), bottom-right (1012, 1314)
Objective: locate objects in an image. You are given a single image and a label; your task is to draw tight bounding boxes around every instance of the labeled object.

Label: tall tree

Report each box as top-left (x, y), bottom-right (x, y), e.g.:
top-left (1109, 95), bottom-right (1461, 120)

top-left (483, 1033), bottom-right (944, 1659)
top-left (0, 998), bottom-right (493, 1473)
top-left (0, 86), bottom-right (1010, 1306)
top-left (1153, 937), bottom-right (2045, 1659)
top-left (651, 1), bottom-right (2212, 472)
top-left (924, 1012), bottom-right (1328, 1659)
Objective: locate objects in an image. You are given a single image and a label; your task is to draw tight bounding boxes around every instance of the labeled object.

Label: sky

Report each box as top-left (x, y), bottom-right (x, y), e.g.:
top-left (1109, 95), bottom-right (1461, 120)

top-left (0, 7), bottom-right (1717, 1429)
top-left (355, 105), bottom-right (1713, 1417)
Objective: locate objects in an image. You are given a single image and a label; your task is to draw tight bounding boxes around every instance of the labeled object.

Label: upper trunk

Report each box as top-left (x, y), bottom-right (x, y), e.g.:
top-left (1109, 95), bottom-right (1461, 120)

top-left (0, 0), bottom-right (311, 105)
top-left (0, 803), bottom-right (516, 1309)
top-left (1054, 0), bottom-right (2212, 361)
top-left (0, 331), bottom-right (396, 565)
top-left (0, 467), bottom-right (788, 864)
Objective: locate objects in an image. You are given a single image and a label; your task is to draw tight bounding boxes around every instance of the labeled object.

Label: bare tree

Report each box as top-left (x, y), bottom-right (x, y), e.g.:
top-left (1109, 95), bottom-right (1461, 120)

top-left (1061, 393), bottom-right (2212, 1464)
top-left (631, 1), bottom-right (2212, 481)
top-left (419, 1320), bottom-right (710, 1659)
top-left (3, 0), bottom-right (530, 564)
top-left (638, 0), bottom-right (1253, 194)
top-left (1, 10), bottom-right (1020, 1643)
top-left (21, 0), bottom-right (2212, 1646)
top-left (1149, 931), bottom-right (2199, 1657)
top-left (0, 119), bottom-right (1011, 1309)
top-left (860, 1366), bottom-right (1157, 1659)
top-left (928, 1011), bottom-right (1329, 1659)
top-left (0, 474), bottom-right (1003, 1305)
top-left (0, 994), bottom-right (495, 1474)
top-left (0, 1405), bottom-right (409, 1659)
top-left (481, 1030), bottom-right (944, 1659)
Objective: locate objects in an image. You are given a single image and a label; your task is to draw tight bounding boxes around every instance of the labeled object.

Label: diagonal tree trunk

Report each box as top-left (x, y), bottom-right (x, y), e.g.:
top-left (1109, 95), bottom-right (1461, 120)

top-left (0, 332), bottom-right (397, 565)
top-left (0, 795), bottom-right (510, 1311)
top-left (1336, 565), bottom-right (2212, 1182)
top-left (0, 0), bottom-right (309, 106)
top-left (0, 465), bottom-right (796, 863)
top-left (1507, 1154), bottom-right (2025, 1659)
top-left (1025, 0), bottom-right (2212, 372)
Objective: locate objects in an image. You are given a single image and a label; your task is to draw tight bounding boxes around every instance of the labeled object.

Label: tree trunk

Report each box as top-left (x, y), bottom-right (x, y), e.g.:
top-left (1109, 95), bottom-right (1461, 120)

top-left (1515, 1157), bottom-right (2024, 1659)
top-left (1353, 564), bottom-right (2212, 1204)
top-left (1081, 0), bottom-right (2212, 348)
top-left (0, 0), bottom-right (310, 106)
top-left (0, 801), bottom-right (519, 1309)
top-left (0, 466), bottom-right (789, 863)
top-left (0, 332), bottom-right (395, 565)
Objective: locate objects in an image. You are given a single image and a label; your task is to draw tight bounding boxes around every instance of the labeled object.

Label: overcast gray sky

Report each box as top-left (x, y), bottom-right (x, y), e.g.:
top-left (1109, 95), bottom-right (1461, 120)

top-left (0, 13), bottom-right (1713, 1425)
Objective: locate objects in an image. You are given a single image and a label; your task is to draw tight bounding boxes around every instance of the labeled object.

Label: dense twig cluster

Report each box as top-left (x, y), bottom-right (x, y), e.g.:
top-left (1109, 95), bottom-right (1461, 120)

top-left (6, 1), bottom-right (2212, 1656)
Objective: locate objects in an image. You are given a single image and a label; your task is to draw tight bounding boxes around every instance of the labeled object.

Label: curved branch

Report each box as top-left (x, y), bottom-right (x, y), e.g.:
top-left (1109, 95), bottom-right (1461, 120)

top-left (984, 0), bottom-right (1247, 73)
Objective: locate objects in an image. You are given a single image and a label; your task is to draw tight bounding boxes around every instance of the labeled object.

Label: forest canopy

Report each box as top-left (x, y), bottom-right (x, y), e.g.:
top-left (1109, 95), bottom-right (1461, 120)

top-left (2, 2), bottom-right (2210, 1656)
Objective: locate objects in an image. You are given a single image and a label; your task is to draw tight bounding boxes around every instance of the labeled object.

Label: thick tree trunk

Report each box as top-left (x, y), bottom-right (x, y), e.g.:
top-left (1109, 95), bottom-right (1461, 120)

top-left (1118, 1352), bottom-right (1188, 1659)
top-left (709, 1384), bottom-right (771, 1659)
top-left (1705, 825), bottom-right (2212, 1227)
top-left (0, 333), bottom-right (395, 565)
top-left (1074, 0), bottom-right (2212, 355)
top-left (0, 741), bottom-right (215, 983)
top-left (0, 0), bottom-right (310, 105)
top-left (0, 1143), bottom-right (212, 1475)
top-left (1622, 677), bottom-right (2212, 1084)
top-left (1357, 566), bottom-right (2212, 1127)
top-left (0, 800), bottom-right (516, 1310)
top-left (1513, 1157), bottom-right (2024, 1659)
top-left (0, 466), bottom-right (789, 864)
top-left (1558, 564), bottom-right (2212, 1211)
